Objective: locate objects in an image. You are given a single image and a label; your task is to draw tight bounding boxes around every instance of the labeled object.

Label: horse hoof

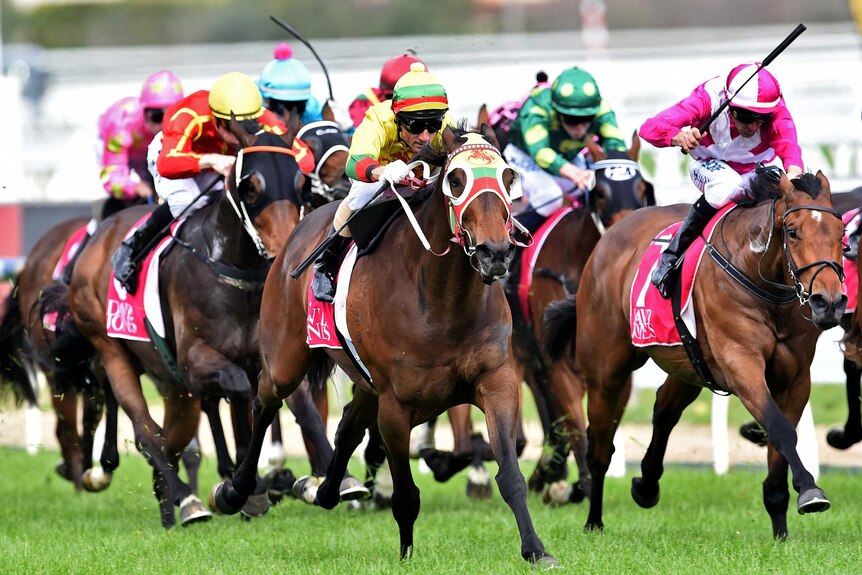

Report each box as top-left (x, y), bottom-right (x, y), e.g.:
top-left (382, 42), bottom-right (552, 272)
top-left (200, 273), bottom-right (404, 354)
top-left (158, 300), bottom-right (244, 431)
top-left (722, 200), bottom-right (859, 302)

top-left (826, 427), bottom-right (862, 450)
top-left (82, 467), bottom-right (113, 492)
top-left (264, 467), bottom-right (296, 505)
top-left (542, 480), bottom-right (571, 506)
top-left (240, 492), bottom-right (270, 519)
top-left (631, 477), bottom-right (660, 508)
top-left (55, 460), bottom-right (74, 483)
top-left (339, 477), bottom-right (371, 501)
top-left (208, 481), bottom-right (244, 515)
top-left (179, 495), bottom-right (213, 526)
top-left (293, 475), bottom-right (321, 505)
top-left (739, 422), bottom-right (769, 447)
top-left (466, 466), bottom-right (493, 500)
top-left (797, 488), bottom-right (831, 515)
top-left (529, 552), bottom-right (560, 570)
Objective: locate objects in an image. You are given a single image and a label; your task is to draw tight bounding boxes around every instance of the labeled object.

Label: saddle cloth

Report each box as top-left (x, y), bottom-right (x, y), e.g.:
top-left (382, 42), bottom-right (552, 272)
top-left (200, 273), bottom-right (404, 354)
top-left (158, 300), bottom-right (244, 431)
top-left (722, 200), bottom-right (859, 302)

top-left (306, 243), bottom-right (372, 382)
top-left (51, 219), bottom-right (97, 281)
top-left (630, 203), bottom-right (735, 347)
top-left (516, 207), bottom-right (573, 322)
top-left (105, 215), bottom-right (181, 342)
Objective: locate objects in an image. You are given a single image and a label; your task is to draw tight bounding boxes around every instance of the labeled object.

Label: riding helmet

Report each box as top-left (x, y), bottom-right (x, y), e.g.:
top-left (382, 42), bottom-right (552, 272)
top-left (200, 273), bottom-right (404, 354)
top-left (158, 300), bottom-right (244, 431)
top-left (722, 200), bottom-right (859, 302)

top-left (550, 67), bottom-right (602, 116)
top-left (209, 72), bottom-right (265, 121)
top-left (391, 62), bottom-right (448, 117)
top-left (139, 69), bottom-right (184, 109)
top-left (379, 53), bottom-right (424, 95)
top-left (258, 42), bottom-right (312, 102)
top-left (725, 62), bottom-right (782, 114)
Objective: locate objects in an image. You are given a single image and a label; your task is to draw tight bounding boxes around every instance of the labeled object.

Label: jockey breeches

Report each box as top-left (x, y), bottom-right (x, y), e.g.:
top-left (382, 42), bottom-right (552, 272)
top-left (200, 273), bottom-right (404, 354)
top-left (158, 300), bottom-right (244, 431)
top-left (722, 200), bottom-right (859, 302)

top-left (503, 144), bottom-right (579, 216)
top-left (689, 158), bottom-right (759, 209)
top-left (147, 132), bottom-right (220, 218)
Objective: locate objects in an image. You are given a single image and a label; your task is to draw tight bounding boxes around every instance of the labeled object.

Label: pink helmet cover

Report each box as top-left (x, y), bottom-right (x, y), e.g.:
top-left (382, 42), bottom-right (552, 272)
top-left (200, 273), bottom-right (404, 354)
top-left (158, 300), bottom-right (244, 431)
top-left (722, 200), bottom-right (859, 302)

top-left (140, 69), bottom-right (184, 109)
top-left (725, 62), bottom-right (782, 113)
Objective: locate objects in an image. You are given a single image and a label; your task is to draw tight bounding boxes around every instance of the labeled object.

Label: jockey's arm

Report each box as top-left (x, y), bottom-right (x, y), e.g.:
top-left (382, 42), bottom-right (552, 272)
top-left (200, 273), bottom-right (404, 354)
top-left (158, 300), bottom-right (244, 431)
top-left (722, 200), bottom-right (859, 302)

top-left (199, 154), bottom-right (236, 177)
top-left (559, 162), bottom-right (596, 190)
top-left (670, 128), bottom-right (703, 154)
top-left (785, 164), bottom-right (803, 178)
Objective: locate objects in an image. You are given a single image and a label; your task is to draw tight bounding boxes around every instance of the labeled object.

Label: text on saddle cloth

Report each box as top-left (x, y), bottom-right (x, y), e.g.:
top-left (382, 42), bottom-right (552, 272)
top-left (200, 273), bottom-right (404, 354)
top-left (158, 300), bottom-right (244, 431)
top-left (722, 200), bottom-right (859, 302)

top-left (306, 243), bottom-right (372, 383)
top-left (515, 206), bottom-right (573, 323)
top-left (630, 203), bottom-right (736, 347)
top-left (105, 216), bottom-right (183, 342)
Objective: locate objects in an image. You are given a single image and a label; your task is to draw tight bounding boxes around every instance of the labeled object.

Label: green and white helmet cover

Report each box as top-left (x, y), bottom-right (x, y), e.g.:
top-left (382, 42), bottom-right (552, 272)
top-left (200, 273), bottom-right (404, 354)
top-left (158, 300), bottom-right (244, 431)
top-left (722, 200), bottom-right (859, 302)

top-left (550, 67), bottom-right (601, 116)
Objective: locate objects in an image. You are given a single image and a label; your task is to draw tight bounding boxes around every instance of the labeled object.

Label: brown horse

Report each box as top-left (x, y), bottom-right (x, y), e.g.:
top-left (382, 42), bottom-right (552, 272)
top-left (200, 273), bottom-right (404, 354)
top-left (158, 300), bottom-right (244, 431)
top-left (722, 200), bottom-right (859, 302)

top-left (212, 125), bottom-right (555, 565)
top-left (1, 218), bottom-right (122, 492)
top-left (64, 119), bottom-right (315, 527)
top-left (545, 169), bottom-right (845, 539)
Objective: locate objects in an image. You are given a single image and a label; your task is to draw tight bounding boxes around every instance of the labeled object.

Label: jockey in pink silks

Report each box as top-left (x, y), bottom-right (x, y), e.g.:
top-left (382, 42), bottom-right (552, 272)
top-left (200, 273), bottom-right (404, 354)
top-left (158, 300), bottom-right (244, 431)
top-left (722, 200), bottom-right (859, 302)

top-left (639, 62), bottom-right (804, 299)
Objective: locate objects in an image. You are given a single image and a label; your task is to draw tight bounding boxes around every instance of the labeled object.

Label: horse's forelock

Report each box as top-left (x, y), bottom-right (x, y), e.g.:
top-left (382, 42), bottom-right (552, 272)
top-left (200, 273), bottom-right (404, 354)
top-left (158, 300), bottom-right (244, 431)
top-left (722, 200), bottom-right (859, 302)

top-left (790, 172), bottom-right (822, 199)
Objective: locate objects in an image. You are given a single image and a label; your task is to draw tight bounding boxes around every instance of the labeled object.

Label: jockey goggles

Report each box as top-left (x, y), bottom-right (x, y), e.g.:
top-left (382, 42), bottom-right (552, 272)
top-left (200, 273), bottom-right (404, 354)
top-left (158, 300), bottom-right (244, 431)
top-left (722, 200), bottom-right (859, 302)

top-left (559, 113), bottom-right (595, 127)
top-left (730, 106), bottom-right (772, 124)
top-left (265, 98), bottom-right (307, 118)
top-left (144, 107), bottom-right (166, 124)
top-left (398, 115), bottom-right (444, 135)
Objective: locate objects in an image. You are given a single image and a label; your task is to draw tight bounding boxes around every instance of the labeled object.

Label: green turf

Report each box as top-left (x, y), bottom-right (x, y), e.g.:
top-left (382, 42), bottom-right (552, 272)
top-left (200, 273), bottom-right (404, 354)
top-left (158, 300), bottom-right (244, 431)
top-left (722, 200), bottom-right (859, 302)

top-left (0, 447), bottom-right (860, 575)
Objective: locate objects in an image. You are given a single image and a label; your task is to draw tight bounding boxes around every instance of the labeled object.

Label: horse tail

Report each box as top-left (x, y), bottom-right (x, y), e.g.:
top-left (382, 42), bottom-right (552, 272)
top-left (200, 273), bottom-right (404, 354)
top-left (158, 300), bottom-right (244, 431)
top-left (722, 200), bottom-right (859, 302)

top-left (38, 282), bottom-right (96, 394)
top-left (307, 349), bottom-right (335, 392)
top-left (0, 277), bottom-right (38, 405)
top-left (542, 295), bottom-right (578, 362)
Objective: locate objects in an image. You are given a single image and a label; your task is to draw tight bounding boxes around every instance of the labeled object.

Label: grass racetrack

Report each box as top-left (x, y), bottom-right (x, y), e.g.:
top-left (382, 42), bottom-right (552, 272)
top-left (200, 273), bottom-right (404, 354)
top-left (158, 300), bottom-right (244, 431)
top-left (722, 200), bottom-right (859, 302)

top-left (1, 447), bottom-right (860, 574)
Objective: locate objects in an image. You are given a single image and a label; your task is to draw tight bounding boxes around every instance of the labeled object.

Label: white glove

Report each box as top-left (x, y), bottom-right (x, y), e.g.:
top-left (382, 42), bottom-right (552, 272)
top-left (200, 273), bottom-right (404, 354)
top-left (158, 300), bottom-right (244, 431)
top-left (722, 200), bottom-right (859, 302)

top-left (381, 160), bottom-right (410, 185)
top-left (326, 98), bottom-right (354, 132)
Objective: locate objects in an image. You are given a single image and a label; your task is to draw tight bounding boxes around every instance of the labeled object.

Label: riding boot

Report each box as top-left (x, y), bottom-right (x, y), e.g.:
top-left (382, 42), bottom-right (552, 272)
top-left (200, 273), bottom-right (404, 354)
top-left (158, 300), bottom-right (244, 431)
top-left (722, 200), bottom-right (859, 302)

top-left (650, 196), bottom-right (718, 299)
top-left (311, 227), bottom-right (348, 303)
top-left (111, 202), bottom-right (174, 294)
top-left (846, 223), bottom-right (862, 261)
top-left (60, 230), bottom-right (93, 285)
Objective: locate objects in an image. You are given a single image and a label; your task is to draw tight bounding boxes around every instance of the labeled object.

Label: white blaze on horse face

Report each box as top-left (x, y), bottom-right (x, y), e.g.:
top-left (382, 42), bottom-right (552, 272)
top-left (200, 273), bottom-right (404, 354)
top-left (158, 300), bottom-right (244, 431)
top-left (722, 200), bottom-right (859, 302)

top-left (810, 210), bottom-right (823, 223)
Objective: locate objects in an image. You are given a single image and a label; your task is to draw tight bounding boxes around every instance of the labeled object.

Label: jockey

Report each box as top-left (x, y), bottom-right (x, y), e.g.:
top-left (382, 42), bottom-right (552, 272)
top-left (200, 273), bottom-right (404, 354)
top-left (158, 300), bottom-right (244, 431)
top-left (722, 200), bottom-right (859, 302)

top-left (111, 71), bottom-right (308, 294)
top-left (98, 69), bottom-right (184, 220)
top-left (311, 62), bottom-right (456, 302)
top-left (640, 62), bottom-right (804, 298)
top-left (62, 70), bottom-right (184, 285)
top-left (505, 66), bottom-right (627, 232)
top-left (347, 52), bottom-right (425, 129)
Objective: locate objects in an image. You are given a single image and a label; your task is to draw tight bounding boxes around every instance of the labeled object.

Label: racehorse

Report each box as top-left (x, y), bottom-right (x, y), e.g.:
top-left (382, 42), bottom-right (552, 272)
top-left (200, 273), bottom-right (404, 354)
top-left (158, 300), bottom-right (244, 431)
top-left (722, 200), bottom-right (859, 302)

top-left (211, 124), bottom-right (556, 565)
top-left (1, 217), bottom-right (122, 492)
top-left (544, 169), bottom-right (844, 539)
top-left (64, 117), bottom-right (316, 527)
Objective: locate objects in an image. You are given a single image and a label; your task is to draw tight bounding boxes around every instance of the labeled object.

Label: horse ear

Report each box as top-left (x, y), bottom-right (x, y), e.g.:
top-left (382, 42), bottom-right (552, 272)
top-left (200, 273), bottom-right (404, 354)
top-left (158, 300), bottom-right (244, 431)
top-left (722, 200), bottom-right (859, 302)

top-left (628, 129), bottom-right (641, 161)
top-left (322, 100), bottom-right (335, 123)
top-left (815, 170), bottom-right (831, 196)
top-left (442, 125), bottom-right (458, 152)
top-left (480, 122), bottom-right (501, 151)
top-left (584, 136), bottom-right (605, 161)
top-left (229, 112), bottom-right (256, 148)
top-left (283, 111), bottom-right (302, 147)
top-left (477, 104), bottom-right (490, 130)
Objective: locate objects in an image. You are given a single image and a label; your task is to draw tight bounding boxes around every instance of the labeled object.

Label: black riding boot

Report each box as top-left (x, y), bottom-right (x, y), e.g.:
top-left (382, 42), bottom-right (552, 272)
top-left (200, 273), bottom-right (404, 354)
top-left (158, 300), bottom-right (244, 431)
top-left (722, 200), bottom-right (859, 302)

top-left (111, 202), bottom-right (174, 294)
top-left (651, 196), bottom-right (718, 299)
top-left (846, 223), bottom-right (862, 261)
top-left (311, 227), bottom-right (348, 303)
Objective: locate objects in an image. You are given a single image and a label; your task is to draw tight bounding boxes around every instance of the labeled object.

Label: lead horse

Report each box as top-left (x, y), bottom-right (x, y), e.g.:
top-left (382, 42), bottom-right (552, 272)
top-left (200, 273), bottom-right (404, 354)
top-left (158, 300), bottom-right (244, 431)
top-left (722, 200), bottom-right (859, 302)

top-left (545, 169), bottom-right (845, 538)
top-left (212, 125), bottom-right (555, 565)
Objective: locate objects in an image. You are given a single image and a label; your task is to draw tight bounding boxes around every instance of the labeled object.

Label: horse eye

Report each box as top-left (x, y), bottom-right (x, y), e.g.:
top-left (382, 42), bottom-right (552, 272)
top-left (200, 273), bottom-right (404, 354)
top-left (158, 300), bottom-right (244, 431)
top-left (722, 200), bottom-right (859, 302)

top-left (448, 173), bottom-right (465, 195)
top-left (787, 228), bottom-right (798, 240)
top-left (240, 172), bottom-right (264, 204)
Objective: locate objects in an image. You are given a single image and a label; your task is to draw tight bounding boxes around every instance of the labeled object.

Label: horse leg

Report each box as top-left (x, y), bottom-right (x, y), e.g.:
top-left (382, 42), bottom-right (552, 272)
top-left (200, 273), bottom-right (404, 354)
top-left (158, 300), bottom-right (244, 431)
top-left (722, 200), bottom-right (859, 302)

top-left (419, 405), bottom-right (473, 482)
top-left (200, 398), bottom-right (235, 479)
top-left (523, 370), bottom-right (559, 493)
top-left (181, 435), bottom-right (202, 495)
top-left (364, 422), bottom-right (392, 508)
top-left (51, 391), bottom-right (84, 489)
top-left (477, 368), bottom-right (553, 565)
top-left (161, 393), bottom-right (212, 525)
top-left (826, 357), bottom-right (862, 449)
top-left (286, 379), bottom-right (333, 477)
top-left (631, 376), bottom-right (701, 509)
top-left (82, 377), bottom-right (118, 492)
top-left (314, 388), bottom-right (379, 510)
top-left (269, 414), bottom-right (287, 469)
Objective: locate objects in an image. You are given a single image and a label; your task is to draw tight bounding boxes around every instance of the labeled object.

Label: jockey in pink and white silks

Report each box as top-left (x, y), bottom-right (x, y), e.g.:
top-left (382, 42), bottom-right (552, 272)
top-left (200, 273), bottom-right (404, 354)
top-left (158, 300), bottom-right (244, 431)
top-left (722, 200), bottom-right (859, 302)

top-left (639, 62), bottom-right (805, 299)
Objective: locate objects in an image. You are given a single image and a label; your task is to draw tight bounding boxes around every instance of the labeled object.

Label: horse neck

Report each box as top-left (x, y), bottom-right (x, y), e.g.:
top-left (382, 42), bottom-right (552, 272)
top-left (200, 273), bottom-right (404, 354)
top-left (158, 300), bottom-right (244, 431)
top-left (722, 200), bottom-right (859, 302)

top-left (398, 191), bottom-right (491, 315)
top-left (725, 201), bottom-right (787, 285)
top-left (199, 194), bottom-right (266, 267)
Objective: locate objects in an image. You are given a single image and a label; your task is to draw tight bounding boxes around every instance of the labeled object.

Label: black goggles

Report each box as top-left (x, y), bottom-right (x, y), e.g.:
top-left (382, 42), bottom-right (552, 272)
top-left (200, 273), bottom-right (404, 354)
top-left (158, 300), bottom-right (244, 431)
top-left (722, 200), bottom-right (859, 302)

top-left (560, 113), bottom-right (595, 127)
top-left (399, 115), bottom-right (444, 135)
top-left (265, 98), bottom-right (307, 118)
top-left (730, 106), bottom-right (772, 124)
top-left (144, 108), bottom-right (165, 124)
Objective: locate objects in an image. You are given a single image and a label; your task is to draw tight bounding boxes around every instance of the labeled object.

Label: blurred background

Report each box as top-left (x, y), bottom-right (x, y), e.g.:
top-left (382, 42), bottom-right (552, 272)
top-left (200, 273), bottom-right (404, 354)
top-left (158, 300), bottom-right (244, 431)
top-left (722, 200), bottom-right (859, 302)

top-left (1, 1), bottom-right (861, 294)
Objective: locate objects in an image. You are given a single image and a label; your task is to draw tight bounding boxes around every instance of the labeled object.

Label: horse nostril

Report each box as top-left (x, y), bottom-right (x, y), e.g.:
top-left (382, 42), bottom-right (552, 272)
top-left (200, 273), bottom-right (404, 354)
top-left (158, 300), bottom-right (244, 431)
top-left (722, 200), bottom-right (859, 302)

top-left (808, 294), bottom-right (829, 315)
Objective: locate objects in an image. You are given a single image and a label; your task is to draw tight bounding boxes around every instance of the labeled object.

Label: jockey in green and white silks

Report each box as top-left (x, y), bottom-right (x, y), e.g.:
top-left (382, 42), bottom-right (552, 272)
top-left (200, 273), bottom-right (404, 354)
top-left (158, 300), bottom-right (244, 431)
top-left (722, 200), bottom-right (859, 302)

top-left (505, 66), bottom-right (627, 231)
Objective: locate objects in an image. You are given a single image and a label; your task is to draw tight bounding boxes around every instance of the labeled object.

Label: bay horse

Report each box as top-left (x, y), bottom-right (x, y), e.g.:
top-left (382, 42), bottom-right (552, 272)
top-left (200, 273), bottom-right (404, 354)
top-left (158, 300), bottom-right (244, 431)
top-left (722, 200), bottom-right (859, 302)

top-left (64, 118), bottom-right (318, 527)
top-left (1, 217), bottom-right (121, 492)
top-left (212, 125), bottom-right (555, 565)
top-left (545, 169), bottom-right (845, 539)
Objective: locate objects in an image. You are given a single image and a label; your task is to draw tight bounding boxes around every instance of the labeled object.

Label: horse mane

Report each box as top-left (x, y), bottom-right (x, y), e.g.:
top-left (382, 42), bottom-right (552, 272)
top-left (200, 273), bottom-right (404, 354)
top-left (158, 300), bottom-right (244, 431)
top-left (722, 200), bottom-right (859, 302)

top-left (735, 169), bottom-right (822, 208)
top-left (414, 119), bottom-right (476, 168)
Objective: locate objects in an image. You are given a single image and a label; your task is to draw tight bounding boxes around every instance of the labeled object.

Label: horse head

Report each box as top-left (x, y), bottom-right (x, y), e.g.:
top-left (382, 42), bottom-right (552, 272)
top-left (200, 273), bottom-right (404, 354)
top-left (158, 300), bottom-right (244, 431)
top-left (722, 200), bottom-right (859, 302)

top-left (437, 124), bottom-right (520, 284)
top-left (225, 112), bottom-right (306, 258)
top-left (589, 131), bottom-right (654, 230)
top-left (296, 117), bottom-right (351, 210)
top-left (775, 170), bottom-right (847, 328)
